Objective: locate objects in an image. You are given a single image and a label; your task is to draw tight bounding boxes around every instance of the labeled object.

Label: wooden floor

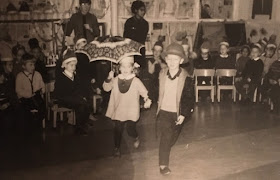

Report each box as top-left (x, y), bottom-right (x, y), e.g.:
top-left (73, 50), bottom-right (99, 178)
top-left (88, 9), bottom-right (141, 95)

top-left (1, 101), bottom-right (280, 180)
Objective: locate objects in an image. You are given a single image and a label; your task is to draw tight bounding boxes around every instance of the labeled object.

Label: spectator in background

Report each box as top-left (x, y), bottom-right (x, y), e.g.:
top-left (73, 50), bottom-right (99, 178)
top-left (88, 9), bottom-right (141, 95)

top-left (123, 0), bottom-right (149, 70)
top-left (12, 43), bottom-right (26, 76)
top-left (260, 45), bottom-right (280, 105)
top-left (28, 38), bottom-right (48, 83)
top-left (236, 45), bottom-right (251, 77)
top-left (65, 0), bottom-right (100, 45)
top-left (235, 44), bottom-right (264, 104)
top-left (215, 41), bottom-right (236, 88)
top-left (261, 43), bottom-right (277, 76)
top-left (201, 4), bottom-right (212, 19)
top-left (16, 53), bottom-right (45, 135)
top-left (147, 39), bottom-right (165, 102)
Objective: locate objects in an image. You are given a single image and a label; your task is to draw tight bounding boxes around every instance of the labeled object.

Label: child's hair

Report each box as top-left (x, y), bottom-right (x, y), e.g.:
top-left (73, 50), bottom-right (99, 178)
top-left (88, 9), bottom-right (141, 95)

top-left (131, 0), bottom-right (145, 14)
top-left (12, 43), bottom-right (25, 56)
top-left (28, 38), bottom-right (40, 50)
top-left (241, 45), bottom-right (251, 54)
top-left (21, 53), bottom-right (35, 65)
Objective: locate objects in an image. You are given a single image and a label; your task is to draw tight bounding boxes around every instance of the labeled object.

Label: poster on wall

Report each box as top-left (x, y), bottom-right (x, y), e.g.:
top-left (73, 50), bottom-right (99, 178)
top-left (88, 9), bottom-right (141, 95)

top-left (175, 0), bottom-right (195, 19)
top-left (200, 0), bottom-right (233, 19)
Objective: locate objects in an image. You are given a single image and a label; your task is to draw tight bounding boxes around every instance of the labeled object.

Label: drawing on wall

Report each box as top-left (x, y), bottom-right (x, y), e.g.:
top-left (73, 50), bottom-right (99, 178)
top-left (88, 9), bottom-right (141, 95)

top-left (200, 0), bottom-right (233, 19)
top-left (176, 0), bottom-right (194, 19)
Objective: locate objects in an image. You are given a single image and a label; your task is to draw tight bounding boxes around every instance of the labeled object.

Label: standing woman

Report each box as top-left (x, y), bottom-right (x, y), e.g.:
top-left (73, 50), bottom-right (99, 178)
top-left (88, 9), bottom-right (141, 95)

top-left (123, 0), bottom-right (149, 71)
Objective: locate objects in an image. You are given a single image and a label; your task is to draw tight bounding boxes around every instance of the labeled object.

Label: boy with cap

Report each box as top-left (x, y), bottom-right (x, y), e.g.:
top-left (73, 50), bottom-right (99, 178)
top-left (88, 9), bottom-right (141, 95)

top-left (65, 0), bottom-right (100, 44)
top-left (54, 49), bottom-right (91, 136)
top-left (16, 53), bottom-right (45, 134)
top-left (157, 43), bottom-right (194, 175)
top-left (215, 41), bottom-right (236, 69)
top-left (235, 43), bottom-right (264, 104)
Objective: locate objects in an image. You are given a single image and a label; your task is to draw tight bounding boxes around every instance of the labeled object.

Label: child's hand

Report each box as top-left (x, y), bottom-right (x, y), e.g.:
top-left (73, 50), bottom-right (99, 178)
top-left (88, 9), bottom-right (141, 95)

top-left (108, 71), bottom-right (114, 80)
top-left (144, 98), bottom-right (152, 108)
top-left (0, 103), bottom-right (10, 110)
top-left (91, 78), bottom-right (96, 84)
top-left (247, 78), bottom-right (251, 82)
top-left (176, 115), bottom-right (185, 125)
top-left (96, 88), bottom-right (101, 95)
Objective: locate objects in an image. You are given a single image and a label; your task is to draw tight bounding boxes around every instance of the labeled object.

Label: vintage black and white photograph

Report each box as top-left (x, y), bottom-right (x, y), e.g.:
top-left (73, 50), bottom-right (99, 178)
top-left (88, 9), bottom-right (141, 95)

top-left (0, 0), bottom-right (280, 179)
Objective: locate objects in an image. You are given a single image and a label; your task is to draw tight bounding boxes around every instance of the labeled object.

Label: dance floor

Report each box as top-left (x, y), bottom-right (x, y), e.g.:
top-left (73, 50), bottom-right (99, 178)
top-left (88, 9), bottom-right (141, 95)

top-left (1, 101), bottom-right (280, 180)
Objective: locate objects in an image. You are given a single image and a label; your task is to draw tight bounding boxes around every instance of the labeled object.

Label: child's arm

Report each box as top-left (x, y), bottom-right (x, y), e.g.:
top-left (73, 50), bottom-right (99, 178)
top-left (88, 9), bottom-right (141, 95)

top-left (136, 78), bottom-right (152, 108)
top-left (103, 71), bottom-right (115, 92)
top-left (179, 77), bottom-right (194, 120)
top-left (38, 72), bottom-right (45, 94)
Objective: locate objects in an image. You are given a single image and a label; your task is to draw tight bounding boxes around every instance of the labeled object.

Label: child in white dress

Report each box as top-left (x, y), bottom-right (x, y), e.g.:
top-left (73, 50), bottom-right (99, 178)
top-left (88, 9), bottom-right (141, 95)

top-left (103, 56), bottom-right (151, 157)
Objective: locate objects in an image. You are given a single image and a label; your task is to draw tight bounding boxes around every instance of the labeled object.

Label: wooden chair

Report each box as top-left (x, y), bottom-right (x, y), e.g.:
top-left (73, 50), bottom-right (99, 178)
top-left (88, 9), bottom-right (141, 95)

top-left (238, 88), bottom-right (258, 102)
top-left (194, 69), bottom-right (216, 103)
top-left (45, 81), bottom-right (76, 128)
top-left (216, 69), bottom-right (237, 102)
top-left (93, 94), bottom-right (102, 114)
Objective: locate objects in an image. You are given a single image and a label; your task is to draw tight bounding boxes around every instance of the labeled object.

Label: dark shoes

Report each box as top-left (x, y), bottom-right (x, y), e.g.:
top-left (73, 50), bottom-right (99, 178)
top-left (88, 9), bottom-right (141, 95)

top-left (160, 167), bottom-right (171, 175)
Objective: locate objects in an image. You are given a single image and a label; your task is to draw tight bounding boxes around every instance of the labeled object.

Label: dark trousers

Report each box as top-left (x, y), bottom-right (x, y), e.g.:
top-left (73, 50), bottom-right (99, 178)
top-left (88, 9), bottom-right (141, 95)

top-left (235, 80), bottom-right (258, 100)
top-left (158, 110), bottom-right (184, 166)
top-left (58, 96), bottom-right (90, 130)
top-left (114, 120), bottom-right (138, 149)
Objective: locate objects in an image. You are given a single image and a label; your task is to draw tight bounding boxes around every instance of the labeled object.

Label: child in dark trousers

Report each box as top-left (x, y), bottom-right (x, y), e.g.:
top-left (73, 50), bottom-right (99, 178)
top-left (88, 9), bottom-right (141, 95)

top-left (157, 43), bottom-right (194, 175)
top-left (235, 44), bottom-right (264, 103)
top-left (54, 49), bottom-right (90, 136)
top-left (15, 53), bottom-right (45, 135)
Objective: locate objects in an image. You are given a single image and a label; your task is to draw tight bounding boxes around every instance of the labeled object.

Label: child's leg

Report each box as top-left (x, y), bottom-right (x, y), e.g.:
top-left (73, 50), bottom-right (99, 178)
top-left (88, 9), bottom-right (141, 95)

top-left (114, 121), bottom-right (125, 149)
top-left (126, 121), bottom-right (138, 139)
top-left (158, 110), bottom-right (178, 167)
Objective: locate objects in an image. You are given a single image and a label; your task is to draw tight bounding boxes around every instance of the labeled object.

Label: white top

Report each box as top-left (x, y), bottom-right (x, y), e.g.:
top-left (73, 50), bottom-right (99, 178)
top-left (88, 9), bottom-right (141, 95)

top-left (161, 76), bottom-right (178, 112)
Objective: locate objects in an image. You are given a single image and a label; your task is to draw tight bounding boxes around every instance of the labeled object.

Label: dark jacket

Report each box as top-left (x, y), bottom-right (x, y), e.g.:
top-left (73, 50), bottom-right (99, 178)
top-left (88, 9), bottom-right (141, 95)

top-left (194, 56), bottom-right (215, 69)
top-left (123, 16), bottom-right (149, 45)
top-left (66, 11), bottom-right (100, 42)
top-left (215, 55), bottom-right (236, 69)
top-left (242, 59), bottom-right (264, 84)
top-left (157, 68), bottom-right (194, 118)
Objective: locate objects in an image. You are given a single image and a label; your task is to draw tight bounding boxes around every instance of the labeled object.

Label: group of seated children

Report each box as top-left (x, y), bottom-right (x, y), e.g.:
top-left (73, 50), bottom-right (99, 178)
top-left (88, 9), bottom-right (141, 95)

top-left (0, 38), bottom-right (48, 136)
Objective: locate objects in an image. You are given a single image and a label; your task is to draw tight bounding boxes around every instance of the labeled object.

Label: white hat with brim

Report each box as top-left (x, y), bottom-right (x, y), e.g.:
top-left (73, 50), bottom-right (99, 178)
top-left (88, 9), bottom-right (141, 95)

top-left (219, 41), bottom-right (229, 47)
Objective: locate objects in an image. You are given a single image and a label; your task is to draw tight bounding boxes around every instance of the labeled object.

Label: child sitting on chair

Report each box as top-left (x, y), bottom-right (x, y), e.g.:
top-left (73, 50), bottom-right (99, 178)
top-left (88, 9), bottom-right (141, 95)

top-left (103, 56), bottom-right (151, 157)
top-left (235, 44), bottom-right (264, 104)
top-left (236, 45), bottom-right (251, 77)
top-left (16, 53), bottom-right (45, 134)
top-left (54, 49), bottom-right (91, 136)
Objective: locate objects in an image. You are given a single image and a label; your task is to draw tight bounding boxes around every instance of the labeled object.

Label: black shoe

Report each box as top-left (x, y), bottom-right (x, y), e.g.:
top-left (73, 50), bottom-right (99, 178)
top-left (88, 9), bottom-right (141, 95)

top-left (160, 167), bottom-right (171, 175)
top-left (113, 148), bottom-right (121, 158)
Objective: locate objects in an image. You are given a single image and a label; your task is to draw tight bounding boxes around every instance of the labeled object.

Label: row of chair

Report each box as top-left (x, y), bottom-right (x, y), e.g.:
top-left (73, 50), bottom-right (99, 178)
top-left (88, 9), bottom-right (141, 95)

top-left (193, 69), bottom-right (258, 103)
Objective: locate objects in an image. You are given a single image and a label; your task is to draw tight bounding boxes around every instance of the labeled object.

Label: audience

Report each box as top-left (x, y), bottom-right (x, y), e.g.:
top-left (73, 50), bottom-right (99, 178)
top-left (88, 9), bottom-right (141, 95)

top-left (261, 43), bottom-right (277, 76)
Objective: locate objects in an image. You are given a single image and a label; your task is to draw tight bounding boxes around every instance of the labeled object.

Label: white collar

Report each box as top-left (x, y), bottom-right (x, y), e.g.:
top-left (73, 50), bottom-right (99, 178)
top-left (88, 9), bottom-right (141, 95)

top-left (118, 74), bottom-right (135, 80)
top-left (63, 70), bottom-right (74, 81)
top-left (253, 57), bottom-right (260, 61)
top-left (220, 54), bottom-right (229, 58)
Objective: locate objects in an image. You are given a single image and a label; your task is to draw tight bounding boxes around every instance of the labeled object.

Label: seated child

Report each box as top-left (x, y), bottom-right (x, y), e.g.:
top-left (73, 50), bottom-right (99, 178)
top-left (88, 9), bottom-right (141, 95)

top-left (215, 41), bottom-right (236, 85)
top-left (235, 44), bottom-right (264, 103)
top-left (103, 56), bottom-right (151, 157)
top-left (157, 43), bottom-right (194, 175)
top-left (147, 40), bottom-right (165, 102)
top-left (54, 49), bottom-right (91, 136)
top-left (16, 53), bottom-right (45, 134)
top-left (12, 43), bottom-right (26, 76)
top-left (180, 38), bottom-right (197, 75)
top-left (236, 45), bottom-right (251, 77)
top-left (28, 38), bottom-right (48, 83)
top-left (261, 43), bottom-right (277, 76)
top-left (261, 46), bottom-right (280, 106)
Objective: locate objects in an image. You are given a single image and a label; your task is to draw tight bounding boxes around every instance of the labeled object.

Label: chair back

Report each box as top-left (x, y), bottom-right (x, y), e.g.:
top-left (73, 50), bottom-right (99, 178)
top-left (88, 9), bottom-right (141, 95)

top-left (216, 69), bottom-right (237, 77)
top-left (45, 81), bottom-right (55, 105)
top-left (194, 69), bottom-right (215, 77)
